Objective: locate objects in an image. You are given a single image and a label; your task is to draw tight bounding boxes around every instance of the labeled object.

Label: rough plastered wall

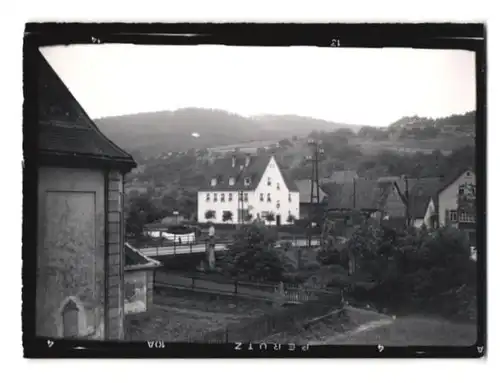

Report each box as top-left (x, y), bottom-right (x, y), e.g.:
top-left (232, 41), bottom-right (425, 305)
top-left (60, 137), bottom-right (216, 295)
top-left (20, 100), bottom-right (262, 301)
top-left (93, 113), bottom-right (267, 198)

top-left (124, 269), bottom-right (155, 314)
top-left (36, 167), bottom-right (106, 339)
top-left (106, 170), bottom-right (125, 340)
top-left (124, 270), bottom-right (148, 314)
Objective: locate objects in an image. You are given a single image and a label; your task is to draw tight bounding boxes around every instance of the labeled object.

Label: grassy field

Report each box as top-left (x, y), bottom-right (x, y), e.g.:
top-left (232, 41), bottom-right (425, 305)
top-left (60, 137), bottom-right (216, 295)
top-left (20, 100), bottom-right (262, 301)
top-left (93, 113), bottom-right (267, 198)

top-left (125, 291), bottom-right (275, 341)
top-left (261, 306), bottom-right (477, 346)
top-left (329, 315), bottom-right (477, 346)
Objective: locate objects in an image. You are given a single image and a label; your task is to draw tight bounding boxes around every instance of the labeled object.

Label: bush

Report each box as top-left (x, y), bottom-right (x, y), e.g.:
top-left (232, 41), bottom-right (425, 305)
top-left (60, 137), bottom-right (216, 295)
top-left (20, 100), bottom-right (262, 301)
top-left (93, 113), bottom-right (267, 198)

top-left (227, 223), bottom-right (284, 282)
top-left (344, 225), bottom-right (476, 317)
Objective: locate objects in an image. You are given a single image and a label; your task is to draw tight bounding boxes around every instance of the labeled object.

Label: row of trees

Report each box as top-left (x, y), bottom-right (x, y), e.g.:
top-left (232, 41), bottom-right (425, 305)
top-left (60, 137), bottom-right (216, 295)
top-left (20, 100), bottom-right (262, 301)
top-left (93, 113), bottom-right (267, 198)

top-left (289, 143), bottom-right (475, 181)
top-left (320, 224), bottom-right (477, 320)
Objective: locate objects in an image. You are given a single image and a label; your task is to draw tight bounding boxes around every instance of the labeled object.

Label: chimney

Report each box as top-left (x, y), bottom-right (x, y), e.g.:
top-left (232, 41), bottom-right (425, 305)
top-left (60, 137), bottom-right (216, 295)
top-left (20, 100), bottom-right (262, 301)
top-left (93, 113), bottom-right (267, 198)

top-left (245, 154), bottom-right (251, 167)
top-left (232, 155), bottom-right (236, 168)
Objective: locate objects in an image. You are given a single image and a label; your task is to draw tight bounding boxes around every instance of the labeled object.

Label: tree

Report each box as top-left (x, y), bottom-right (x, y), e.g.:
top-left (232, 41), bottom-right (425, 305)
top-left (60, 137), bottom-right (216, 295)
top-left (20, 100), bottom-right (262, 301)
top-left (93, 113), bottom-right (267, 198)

top-left (279, 138), bottom-right (293, 148)
top-left (265, 212), bottom-right (276, 225)
top-left (222, 210), bottom-right (234, 222)
top-left (205, 210), bottom-right (216, 221)
top-left (243, 205), bottom-right (254, 222)
top-left (286, 213), bottom-right (296, 224)
top-left (343, 224), bottom-right (476, 317)
top-left (125, 194), bottom-right (164, 238)
top-left (227, 224), bottom-right (284, 281)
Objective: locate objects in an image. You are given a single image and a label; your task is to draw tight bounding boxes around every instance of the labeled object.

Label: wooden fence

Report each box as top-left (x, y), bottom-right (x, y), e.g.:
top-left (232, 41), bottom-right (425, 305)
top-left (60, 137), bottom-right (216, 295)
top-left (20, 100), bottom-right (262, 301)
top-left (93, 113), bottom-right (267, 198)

top-left (154, 271), bottom-right (335, 303)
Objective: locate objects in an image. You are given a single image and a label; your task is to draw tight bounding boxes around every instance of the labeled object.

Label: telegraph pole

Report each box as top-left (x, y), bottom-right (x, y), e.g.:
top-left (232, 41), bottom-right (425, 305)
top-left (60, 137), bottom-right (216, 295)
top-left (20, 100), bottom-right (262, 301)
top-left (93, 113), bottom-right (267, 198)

top-left (404, 175), bottom-right (410, 228)
top-left (305, 139), bottom-right (325, 247)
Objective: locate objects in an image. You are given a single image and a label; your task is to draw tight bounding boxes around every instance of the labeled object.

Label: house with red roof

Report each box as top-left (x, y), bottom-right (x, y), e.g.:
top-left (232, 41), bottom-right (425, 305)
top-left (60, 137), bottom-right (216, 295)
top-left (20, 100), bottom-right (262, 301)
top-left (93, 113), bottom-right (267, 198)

top-left (197, 153), bottom-right (300, 225)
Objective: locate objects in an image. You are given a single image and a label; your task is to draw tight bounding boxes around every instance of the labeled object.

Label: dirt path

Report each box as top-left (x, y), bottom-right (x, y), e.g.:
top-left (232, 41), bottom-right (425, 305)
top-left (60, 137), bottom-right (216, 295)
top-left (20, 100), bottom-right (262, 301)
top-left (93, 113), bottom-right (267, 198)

top-left (309, 318), bottom-right (394, 345)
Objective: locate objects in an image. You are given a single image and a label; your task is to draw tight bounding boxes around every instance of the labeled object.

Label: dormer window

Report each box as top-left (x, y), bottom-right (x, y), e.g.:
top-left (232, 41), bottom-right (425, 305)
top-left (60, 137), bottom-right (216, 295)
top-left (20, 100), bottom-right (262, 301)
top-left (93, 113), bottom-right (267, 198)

top-left (221, 193), bottom-right (225, 202)
top-left (206, 193), bottom-right (210, 202)
top-left (213, 193), bottom-right (218, 202)
top-left (267, 193), bottom-right (271, 203)
top-left (211, 178), bottom-right (217, 187)
top-left (244, 177), bottom-right (251, 186)
top-left (267, 177), bottom-right (272, 186)
top-left (229, 177), bottom-right (235, 186)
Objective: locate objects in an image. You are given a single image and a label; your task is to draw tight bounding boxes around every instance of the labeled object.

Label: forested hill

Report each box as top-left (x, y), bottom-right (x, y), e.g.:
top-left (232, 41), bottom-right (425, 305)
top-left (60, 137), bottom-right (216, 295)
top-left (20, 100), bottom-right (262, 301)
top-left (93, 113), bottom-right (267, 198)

top-left (95, 108), bottom-right (361, 155)
top-left (388, 111), bottom-right (475, 138)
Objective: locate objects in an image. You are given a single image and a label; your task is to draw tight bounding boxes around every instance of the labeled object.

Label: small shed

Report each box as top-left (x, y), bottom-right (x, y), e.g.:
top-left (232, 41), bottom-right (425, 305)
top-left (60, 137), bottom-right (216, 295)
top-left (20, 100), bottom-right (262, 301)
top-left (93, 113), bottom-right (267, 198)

top-left (124, 243), bottom-right (161, 314)
top-left (35, 52), bottom-right (136, 340)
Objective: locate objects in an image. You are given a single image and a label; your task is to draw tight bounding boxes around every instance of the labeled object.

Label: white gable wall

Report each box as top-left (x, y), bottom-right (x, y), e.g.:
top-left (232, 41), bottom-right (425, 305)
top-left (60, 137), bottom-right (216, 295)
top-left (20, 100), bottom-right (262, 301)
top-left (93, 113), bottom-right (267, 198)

top-left (438, 170), bottom-right (475, 227)
top-left (253, 156), bottom-right (299, 224)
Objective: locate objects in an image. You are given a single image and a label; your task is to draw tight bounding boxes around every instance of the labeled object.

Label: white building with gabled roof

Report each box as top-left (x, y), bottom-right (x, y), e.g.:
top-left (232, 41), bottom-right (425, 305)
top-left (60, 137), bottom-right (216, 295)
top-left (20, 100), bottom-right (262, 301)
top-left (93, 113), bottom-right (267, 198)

top-left (197, 153), bottom-right (300, 225)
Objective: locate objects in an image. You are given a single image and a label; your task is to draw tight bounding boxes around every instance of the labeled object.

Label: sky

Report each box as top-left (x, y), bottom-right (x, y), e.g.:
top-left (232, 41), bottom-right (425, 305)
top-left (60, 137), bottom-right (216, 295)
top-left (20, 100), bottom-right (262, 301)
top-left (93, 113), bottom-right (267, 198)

top-left (41, 44), bottom-right (476, 127)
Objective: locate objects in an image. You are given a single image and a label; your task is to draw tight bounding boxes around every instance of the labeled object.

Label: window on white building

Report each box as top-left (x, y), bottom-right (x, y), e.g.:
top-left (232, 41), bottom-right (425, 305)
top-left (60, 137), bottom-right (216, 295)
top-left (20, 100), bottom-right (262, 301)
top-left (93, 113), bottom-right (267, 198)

top-left (288, 193), bottom-right (292, 202)
top-left (244, 177), bottom-right (251, 186)
top-left (211, 178), bottom-right (217, 186)
top-left (267, 193), bottom-right (271, 203)
top-left (459, 211), bottom-right (476, 223)
top-left (229, 177), bottom-right (235, 186)
top-left (449, 210), bottom-right (457, 222)
top-left (276, 200), bottom-right (280, 209)
top-left (277, 182), bottom-right (280, 190)
top-left (206, 193), bottom-right (210, 202)
top-left (228, 193), bottom-right (233, 202)
top-left (238, 192), bottom-right (243, 201)
top-left (221, 193), bottom-right (225, 202)
top-left (243, 193), bottom-right (248, 202)
top-left (260, 193), bottom-right (264, 202)
top-left (213, 193), bottom-right (218, 202)
top-left (267, 177), bottom-right (271, 186)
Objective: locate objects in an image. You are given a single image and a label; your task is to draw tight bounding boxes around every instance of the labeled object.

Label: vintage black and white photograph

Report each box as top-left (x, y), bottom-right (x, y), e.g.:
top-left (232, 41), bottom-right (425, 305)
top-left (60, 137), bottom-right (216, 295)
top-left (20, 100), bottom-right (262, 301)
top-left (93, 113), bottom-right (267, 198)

top-left (23, 23), bottom-right (485, 358)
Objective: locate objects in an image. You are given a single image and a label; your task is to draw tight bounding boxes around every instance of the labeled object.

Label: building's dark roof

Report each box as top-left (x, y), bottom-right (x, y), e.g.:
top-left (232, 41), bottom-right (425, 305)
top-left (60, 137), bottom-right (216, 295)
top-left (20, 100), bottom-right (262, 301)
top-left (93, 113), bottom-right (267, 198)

top-left (322, 170), bottom-right (359, 184)
top-left (437, 168), bottom-right (475, 195)
top-left (294, 179), bottom-right (328, 203)
top-left (406, 177), bottom-right (442, 218)
top-left (38, 52), bottom-right (136, 171)
top-left (324, 179), bottom-right (392, 211)
top-left (124, 243), bottom-right (160, 270)
top-left (281, 170), bottom-right (300, 192)
top-left (388, 177), bottom-right (442, 218)
top-left (199, 154), bottom-right (298, 192)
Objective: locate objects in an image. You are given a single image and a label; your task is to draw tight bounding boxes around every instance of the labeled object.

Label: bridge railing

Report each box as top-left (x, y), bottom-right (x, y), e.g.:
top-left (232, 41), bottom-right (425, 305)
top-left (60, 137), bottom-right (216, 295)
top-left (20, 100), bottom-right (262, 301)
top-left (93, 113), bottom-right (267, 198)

top-left (140, 236), bottom-right (321, 257)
